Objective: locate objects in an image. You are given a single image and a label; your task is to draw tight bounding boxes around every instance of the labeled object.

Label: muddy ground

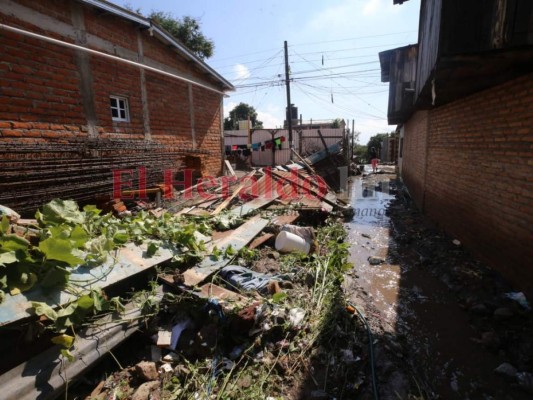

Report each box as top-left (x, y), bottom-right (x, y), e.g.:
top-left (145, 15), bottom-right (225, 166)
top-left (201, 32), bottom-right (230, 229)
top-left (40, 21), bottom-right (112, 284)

top-left (343, 169), bottom-right (533, 399)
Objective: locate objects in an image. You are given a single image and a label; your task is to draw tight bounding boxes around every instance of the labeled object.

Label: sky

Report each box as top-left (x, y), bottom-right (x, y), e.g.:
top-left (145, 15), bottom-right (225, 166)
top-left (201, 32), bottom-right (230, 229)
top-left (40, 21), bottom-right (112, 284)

top-left (118, 0), bottom-right (420, 144)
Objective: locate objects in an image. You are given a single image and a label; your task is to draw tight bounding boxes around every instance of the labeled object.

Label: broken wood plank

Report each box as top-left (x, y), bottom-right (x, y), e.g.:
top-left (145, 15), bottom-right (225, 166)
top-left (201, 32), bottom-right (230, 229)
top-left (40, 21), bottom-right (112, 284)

top-left (224, 160), bottom-right (236, 176)
top-left (271, 170), bottom-right (344, 210)
top-left (249, 233), bottom-right (274, 249)
top-left (211, 171), bottom-right (255, 215)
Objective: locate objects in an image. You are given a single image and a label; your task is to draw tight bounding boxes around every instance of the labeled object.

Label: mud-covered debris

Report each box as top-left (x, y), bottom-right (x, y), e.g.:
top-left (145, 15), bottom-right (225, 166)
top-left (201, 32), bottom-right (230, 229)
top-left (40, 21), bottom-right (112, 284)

top-left (493, 307), bottom-right (514, 320)
top-left (368, 255), bottom-right (385, 265)
top-left (132, 381), bottom-right (160, 400)
top-left (517, 372), bottom-right (533, 394)
top-left (135, 361), bottom-right (158, 382)
top-left (494, 362), bottom-right (517, 378)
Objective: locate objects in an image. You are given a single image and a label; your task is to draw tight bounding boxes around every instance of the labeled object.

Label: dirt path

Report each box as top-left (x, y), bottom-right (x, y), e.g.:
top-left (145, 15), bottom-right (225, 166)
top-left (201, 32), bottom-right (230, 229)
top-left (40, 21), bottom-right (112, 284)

top-left (343, 169), bottom-right (533, 399)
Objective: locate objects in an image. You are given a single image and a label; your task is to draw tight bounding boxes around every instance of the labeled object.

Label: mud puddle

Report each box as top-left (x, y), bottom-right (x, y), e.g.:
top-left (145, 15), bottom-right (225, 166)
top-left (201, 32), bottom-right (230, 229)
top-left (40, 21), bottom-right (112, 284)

top-left (341, 170), bottom-right (532, 399)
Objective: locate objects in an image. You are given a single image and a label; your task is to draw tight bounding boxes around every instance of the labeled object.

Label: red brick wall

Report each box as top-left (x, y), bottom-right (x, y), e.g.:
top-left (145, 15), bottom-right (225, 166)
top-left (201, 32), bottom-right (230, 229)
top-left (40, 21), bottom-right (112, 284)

top-left (402, 73), bottom-right (533, 295)
top-left (402, 110), bottom-right (429, 207)
top-left (0, 0), bottom-right (225, 213)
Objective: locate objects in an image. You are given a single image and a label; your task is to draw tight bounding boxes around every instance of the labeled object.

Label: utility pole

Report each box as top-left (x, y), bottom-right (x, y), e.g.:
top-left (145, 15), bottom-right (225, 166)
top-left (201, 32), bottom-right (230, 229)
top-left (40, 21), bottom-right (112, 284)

top-left (351, 119), bottom-right (355, 160)
top-left (284, 41), bottom-right (293, 160)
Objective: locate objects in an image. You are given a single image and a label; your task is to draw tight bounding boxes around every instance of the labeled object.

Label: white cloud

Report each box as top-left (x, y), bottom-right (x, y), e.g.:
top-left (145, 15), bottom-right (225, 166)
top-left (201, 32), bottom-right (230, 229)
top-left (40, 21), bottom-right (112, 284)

top-left (257, 110), bottom-right (283, 129)
top-left (233, 64), bottom-right (250, 81)
top-left (363, 0), bottom-right (381, 16)
top-left (224, 101), bottom-right (237, 118)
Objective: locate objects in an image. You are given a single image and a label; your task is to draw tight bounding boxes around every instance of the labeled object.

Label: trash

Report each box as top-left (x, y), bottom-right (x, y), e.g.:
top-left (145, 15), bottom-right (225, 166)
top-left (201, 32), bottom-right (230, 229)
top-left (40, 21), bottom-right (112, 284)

top-left (150, 345), bottom-right (162, 362)
top-left (288, 308), bottom-right (306, 328)
top-left (280, 224), bottom-right (315, 243)
top-left (156, 330), bottom-right (172, 348)
top-left (220, 358), bottom-right (235, 371)
top-left (275, 231), bottom-right (310, 254)
top-left (135, 361), bottom-right (159, 382)
top-left (158, 363), bottom-right (173, 374)
top-left (517, 372), bottom-right (533, 394)
top-left (494, 362), bottom-right (517, 378)
top-left (505, 292), bottom-right (530, 310)
top-left (170, 319), bottom-right (192, 350)
top-left (0, 205), bottom-right (20, 223)
top-left (493, 307), bottom-right (514, 320)
top-left (368, 255), bottom-right (385, 265)
top-left (452, 239), bottom-right (461, 246)
top-left (220, 265), bottom-right (288, 295)
top-left (229, 344), bottom-right (245, 360)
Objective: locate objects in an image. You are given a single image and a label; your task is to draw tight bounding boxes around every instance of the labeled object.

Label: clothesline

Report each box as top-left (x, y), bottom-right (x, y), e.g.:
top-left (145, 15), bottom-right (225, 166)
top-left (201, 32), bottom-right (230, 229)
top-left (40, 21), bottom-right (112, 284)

top-left (225, 136), bottom-right (287, 156)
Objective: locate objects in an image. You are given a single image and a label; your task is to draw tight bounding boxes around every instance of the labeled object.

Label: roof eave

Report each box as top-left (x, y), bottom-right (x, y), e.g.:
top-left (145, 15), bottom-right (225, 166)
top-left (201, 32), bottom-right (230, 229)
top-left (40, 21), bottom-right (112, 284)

top-left (78, 0), bottom-right (234, 92)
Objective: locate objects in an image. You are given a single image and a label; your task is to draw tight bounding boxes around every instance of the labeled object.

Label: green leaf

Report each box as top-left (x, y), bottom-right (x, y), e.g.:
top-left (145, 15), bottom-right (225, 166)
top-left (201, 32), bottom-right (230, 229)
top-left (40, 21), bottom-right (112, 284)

top-left (146, 242), bottom-right (159, 257)
top-left (272, 292), bottom-right (287, 304)
top-left (12, 271), bottom-right (37, 292)
top-left (60, 348), bottom-right (75, 362)
top-left (57, 303), bottom-right (77, 318)
top-left (113, 231), bottom-right (129, 245)
top-left (0, 274), bottom-right (7, 290)
top-left (40, 265), bottom-right (70, 288)
top-left (37, 199), bottom-right (85, 226)
top-left (1, 215), bottom-right (9, 235)
top-left (0, 235), bottom-right (30, 252)
top-left (32, 301), bottom-right (58, 321)
top-left (77, 295), bottom-right (94, 310)
top-left (39, 237), bottom-right (84, 266)
top-left (70, 225), bottom-right (89, 248)
top-left (0, 251), bottom-right (17, 266)
top-left (51, 334), bottom-right (74, 348)
top-left (92, 290), bottom-right (104, 312)
top-left (83, 204), bottom-right (102, 216)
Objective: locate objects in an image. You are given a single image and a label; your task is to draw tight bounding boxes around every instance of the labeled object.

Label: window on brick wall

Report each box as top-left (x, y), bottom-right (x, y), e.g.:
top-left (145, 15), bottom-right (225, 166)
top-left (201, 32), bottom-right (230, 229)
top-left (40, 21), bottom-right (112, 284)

top-left (110, 96), bottom-right (130, 122)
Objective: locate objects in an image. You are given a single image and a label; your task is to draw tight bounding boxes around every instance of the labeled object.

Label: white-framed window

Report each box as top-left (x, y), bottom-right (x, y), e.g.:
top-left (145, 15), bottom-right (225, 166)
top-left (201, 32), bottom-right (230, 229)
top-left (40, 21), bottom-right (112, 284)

top-left (110, 95), bottom-right (130, 122)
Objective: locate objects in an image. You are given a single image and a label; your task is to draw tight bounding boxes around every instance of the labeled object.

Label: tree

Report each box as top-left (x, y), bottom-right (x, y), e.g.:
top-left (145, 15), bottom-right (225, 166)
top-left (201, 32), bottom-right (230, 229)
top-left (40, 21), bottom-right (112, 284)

top-left (366, 132), bottom-right (393, 157)
top-left (224, 103), bottom-right (263, 130)
top-left (146, 10), bottom-right (214, 60)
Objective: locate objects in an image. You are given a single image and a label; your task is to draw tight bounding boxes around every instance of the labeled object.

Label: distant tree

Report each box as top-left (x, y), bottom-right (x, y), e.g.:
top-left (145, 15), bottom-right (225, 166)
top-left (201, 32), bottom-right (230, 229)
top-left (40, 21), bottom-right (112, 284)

top-left (353, 143), bottom-right (367, 160)
top-left (148, 12), bottom-right (214, 60)
top-left (332, 118), bottom-right (343, 128)
top-left (123, 4), bottom-right (215, 60)
top-left (224, 103), bottom-right (263, 130)
top-left (367, 132), bottom-right (392, 157)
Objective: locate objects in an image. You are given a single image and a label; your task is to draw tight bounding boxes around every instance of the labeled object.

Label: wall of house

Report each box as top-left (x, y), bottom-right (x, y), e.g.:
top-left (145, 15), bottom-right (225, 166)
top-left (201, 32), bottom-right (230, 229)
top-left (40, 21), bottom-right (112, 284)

top-left (0, 0), bottom-right (224, 214)
top-left (402, 73), bottom-right (533, 294)
top-left (402, 110), bottom-right (429, 207)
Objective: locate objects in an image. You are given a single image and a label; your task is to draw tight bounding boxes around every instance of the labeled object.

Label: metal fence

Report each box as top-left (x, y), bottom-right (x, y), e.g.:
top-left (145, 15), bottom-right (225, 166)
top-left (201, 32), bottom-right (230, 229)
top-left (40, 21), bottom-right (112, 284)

top-left (224, 128), bottom-right (345, 167)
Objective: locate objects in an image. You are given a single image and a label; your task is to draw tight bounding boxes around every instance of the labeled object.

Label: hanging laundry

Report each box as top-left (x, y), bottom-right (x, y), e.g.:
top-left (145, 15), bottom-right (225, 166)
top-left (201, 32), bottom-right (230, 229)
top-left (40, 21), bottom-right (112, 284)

top-left (274, 137), bottom-right (282, 150)
top-left (265, 141), bottom-right (273, 149)
top-left (280, 136), bottom-right (286, 142)
top-left (231, 145), bottom-right (238, 151)
top-left (261, 145), bottom-right (265, 151)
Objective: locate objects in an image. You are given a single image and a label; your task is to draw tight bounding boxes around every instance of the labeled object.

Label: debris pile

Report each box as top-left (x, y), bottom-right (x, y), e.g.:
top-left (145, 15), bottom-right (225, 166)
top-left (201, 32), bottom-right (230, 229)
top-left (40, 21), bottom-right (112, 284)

top-left (0, 149), bottom-right (372, 399)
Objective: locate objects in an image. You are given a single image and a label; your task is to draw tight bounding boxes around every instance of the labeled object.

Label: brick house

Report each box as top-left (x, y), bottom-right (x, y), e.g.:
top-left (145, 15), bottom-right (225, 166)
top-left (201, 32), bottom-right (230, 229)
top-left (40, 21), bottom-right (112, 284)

top-left (380, 1), bottom-right (533, 294)
top-left (0, 0), bottom-right (234, 215)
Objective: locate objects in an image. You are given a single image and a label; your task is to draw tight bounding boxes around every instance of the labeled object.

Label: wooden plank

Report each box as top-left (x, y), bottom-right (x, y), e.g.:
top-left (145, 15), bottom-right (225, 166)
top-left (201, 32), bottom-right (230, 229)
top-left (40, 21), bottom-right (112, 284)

top-left (182, 215), bottom-right (269, 287)
top-left (271, 170), bottom-right (341, 209)
top-left (224, 160), bottom-right (236, 177)
top-left (211, 171), bottom-right (255, 215)
top-left (249, 233), bottom-right (274, 249)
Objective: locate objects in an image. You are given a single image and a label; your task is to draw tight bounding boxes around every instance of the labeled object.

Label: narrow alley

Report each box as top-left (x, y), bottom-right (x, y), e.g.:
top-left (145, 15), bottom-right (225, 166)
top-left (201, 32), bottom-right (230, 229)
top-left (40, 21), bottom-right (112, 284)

top-left (344, 168), bottom-right (533, 399)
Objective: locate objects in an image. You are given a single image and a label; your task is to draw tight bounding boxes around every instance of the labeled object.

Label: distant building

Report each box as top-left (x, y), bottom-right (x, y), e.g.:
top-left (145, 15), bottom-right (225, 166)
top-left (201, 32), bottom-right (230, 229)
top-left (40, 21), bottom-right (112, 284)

top-left (380, 0), bottom-right (533, 294)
